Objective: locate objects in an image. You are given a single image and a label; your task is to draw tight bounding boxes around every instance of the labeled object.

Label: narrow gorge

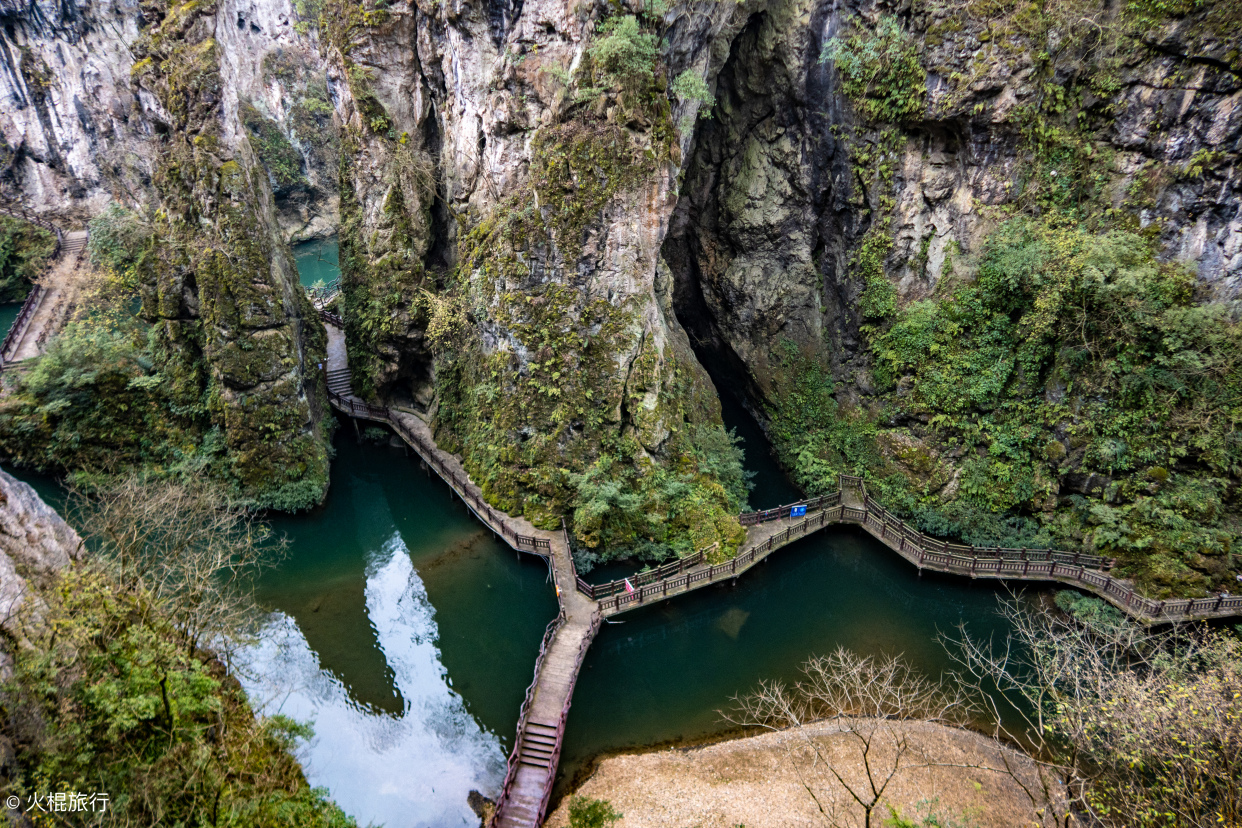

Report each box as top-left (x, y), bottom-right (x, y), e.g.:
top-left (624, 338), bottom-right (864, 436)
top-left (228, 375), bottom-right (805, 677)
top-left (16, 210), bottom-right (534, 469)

top-left (0, 0), bottom-right (1239, 824)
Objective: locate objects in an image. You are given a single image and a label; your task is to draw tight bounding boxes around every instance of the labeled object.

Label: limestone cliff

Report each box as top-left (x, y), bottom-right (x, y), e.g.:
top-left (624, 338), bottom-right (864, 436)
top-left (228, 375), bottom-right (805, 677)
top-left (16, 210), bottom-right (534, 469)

top-left (319, 0), bottom-right (751, 552)
top-left (0, 467), bottom-right (80, 650)
top-left (0, 0), bottom-right (335, 509)
top-left (1, 0), bottom-right (1239, 579)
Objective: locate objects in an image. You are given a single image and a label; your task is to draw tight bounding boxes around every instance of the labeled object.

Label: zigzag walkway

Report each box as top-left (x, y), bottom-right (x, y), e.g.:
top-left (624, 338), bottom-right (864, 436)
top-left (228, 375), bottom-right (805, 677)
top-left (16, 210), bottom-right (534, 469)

top-left (317, 310), bottom-right (1242, 828)
top-left (321, 319), bottom-right (600, 828)
top-left (584, 478), bottom-right (1242, 624)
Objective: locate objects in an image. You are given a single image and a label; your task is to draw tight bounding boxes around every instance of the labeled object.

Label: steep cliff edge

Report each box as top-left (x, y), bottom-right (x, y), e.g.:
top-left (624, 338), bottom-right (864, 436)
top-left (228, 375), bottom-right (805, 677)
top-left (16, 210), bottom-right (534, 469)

top-left (0, 0), bottom-right (1237, 588)
top-left (320, 0), bottom-right (751, 558)
top-left (0, 0), bottom-right (334, 509)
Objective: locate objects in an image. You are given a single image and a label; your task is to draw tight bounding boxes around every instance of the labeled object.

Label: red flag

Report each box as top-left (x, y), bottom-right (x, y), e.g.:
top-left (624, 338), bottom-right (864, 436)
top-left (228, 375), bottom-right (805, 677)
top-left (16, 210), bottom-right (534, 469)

top-left (624, 578), bottom-right (635, 594)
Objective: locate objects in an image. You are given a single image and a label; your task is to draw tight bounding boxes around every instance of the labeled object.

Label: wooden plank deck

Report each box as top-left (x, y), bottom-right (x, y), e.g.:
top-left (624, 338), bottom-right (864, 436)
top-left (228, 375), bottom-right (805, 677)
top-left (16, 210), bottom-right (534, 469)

top-left (320, 313), bottom-right (1242, 827)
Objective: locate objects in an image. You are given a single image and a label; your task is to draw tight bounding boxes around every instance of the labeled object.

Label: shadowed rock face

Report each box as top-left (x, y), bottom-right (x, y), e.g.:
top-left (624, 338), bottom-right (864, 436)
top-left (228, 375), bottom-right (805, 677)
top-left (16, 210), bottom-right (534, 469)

top-left (0, 0), bottom-right (1239, 530)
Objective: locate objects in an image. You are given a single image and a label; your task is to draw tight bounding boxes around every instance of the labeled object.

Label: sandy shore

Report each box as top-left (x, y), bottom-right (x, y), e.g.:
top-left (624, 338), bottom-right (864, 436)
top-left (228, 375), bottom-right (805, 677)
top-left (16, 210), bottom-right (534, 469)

top-left (545, 719), bottom-right (1062, 828)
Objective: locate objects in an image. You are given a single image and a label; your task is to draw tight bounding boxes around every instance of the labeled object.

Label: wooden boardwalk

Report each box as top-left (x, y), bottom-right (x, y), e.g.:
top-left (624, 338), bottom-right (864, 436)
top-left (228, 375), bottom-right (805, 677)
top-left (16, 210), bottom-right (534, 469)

top-left (318, 310), bottom-right (1242, 828)
top-left (322, 321), bottom-right (600, 827)
top-left (0, 211), bottom-right (88, 368)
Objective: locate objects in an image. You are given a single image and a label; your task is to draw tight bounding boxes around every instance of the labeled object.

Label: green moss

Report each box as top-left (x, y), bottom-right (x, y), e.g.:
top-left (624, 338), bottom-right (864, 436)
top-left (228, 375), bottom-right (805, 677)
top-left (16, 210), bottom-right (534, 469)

top-left (239, 99), bottom-right (307, 191)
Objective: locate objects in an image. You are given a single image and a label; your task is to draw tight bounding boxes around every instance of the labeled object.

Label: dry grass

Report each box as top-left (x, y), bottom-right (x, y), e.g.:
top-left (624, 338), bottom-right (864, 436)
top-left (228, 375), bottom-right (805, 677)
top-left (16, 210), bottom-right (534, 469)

top-left (545, 720), bottom-right (1061, 828)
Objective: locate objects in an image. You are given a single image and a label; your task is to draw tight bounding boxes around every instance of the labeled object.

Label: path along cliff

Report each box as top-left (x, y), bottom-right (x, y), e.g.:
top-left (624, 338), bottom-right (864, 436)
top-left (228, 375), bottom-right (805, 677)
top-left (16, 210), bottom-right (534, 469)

top-left (318, 312), bottom-right (1242, 828)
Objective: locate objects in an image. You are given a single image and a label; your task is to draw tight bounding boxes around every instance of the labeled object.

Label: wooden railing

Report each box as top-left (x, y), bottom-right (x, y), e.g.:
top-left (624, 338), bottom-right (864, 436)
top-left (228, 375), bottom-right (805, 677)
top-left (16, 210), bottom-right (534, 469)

top-left (0, 284), bottom-right (44, 365)
top-left (737, 491), bottom-right (841, 526)
top-left (306, 279), bottom-right (340, 307)
top-left (319, 362), bottom-right (551, 553)
top-left (588, 476), bottom-right (1242, 623)
top-left (539, 611), bottom-right (600, 822)
top-left (490, 607), bottom-right (565, 818)
top-left (853, 489), bottom-right (1115, 569)
top-left (595, 505), bottom-right (847, 613)
top-left (0, 205), bottom-right (64, 369)
top-left (0, 203), bottom-right (64, 243)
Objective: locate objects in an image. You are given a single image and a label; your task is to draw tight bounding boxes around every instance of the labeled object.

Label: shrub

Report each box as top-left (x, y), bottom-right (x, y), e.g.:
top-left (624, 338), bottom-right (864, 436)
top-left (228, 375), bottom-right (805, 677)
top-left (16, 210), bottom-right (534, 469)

top-left (585, 15), bottom-right (660, 99)
top-left (87, 204), bottom-right (151, 288)
top-left (820, 15), bottom-right (926, 123)
top-left (568, 796), bottom-right (622, 828)
top-left (0, 215), bottom-right (56, 302)
top-left (671, 68), bottom-right (714, 131)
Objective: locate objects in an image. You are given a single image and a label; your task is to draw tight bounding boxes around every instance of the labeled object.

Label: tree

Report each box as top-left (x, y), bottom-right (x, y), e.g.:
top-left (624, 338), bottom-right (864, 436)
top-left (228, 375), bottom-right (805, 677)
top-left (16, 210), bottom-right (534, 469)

top-left (947, 592), bottom-right (1242, 827)
top-left (68, 473), bottom-right (284, 656)
top-left (724, 648), bottom-right (1016, 828)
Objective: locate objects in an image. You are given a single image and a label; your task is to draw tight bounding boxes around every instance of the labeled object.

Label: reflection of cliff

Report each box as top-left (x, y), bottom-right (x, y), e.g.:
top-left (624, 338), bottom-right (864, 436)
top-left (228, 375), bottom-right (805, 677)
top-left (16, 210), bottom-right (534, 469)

top-left (238, 538), bottom-right (506, 828)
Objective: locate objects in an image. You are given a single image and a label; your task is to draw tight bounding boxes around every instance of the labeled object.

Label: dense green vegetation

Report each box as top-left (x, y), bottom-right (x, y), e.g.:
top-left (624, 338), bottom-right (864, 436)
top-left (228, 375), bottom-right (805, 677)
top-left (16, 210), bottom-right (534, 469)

top-left (0, 216), bottom-right (56, 303)
top-left (871, 220), bottom-right (1239, 593)
top-left (773, 1), bottom-right (1242, 596)
top-left (0, 320), bottom-right (213, 483)
top-left (1, 478), bottom-right (354, 826)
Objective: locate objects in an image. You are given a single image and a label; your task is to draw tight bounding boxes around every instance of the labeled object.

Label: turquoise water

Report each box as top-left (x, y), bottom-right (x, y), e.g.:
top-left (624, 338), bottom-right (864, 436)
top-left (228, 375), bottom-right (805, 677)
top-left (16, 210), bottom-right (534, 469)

top-left (0, 303), bottom-right (21, 346)
top-left (293, 237), bottom-right (340, 288)
top-left (0, 247), bottom-right (1025, 828)
top-left (238, 434), bottom-right (556, 826)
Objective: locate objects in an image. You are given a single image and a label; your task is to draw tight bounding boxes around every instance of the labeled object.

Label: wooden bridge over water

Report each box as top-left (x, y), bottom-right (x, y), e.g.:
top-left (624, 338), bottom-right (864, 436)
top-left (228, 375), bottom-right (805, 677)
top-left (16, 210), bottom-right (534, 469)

top-left (315, 309), bottom-right (1242, 828)
top-left (8, 205), bottom-right (1236, 825)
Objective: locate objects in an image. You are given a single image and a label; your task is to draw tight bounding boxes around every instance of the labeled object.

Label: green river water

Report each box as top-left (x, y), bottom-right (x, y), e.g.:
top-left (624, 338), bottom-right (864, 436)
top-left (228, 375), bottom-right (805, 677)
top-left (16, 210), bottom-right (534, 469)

top-left (2, 241), bottom-right (1024, 828)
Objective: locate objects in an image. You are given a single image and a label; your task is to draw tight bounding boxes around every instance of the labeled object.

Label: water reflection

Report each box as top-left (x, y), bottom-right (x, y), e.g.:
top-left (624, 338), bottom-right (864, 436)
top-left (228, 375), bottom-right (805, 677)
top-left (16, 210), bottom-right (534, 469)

top-left (238, 537), bottom-right (505, 828)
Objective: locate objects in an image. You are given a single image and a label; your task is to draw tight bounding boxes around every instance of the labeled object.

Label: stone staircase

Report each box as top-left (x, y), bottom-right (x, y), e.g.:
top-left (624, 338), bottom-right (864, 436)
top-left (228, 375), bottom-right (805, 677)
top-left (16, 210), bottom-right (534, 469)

top-left (326, 367), bottom-right (353, 398)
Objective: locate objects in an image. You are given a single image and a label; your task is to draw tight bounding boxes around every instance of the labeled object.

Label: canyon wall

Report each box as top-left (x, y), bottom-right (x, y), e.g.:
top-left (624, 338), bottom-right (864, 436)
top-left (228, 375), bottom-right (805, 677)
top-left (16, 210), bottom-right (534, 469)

top-left (0, 0), bottom-right (335, 508)
top-left (0, 0), bottom-right (1238, 582)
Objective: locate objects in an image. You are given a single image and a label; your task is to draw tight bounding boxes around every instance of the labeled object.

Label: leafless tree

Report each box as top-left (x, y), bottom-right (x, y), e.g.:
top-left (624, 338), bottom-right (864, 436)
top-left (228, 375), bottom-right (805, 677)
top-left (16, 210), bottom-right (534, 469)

top-left (723, 647), bottom-right (1042, 828)
top-left (68, 473), bottom-right (285, 658)
top-left (945, 594), bottom-right (1242, 827)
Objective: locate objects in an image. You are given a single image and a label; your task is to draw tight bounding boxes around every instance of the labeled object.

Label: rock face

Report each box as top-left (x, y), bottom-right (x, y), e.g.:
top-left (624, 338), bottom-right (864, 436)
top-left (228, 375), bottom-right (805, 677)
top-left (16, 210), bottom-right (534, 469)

top-left (0, 0), bottom-right (337, 238)
top-left (1, 0), bottom-right (1239, 556)
top-left (666, 0), bottom-right (1242, 397)
top-left (0, 468), bottom-right (80, 640)
top-left (130, 0), bottom-right (333, 509)
top-left (0, 0), bottom-right (334, 508)
top-left (321, 0), bottom-right (752, 545)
